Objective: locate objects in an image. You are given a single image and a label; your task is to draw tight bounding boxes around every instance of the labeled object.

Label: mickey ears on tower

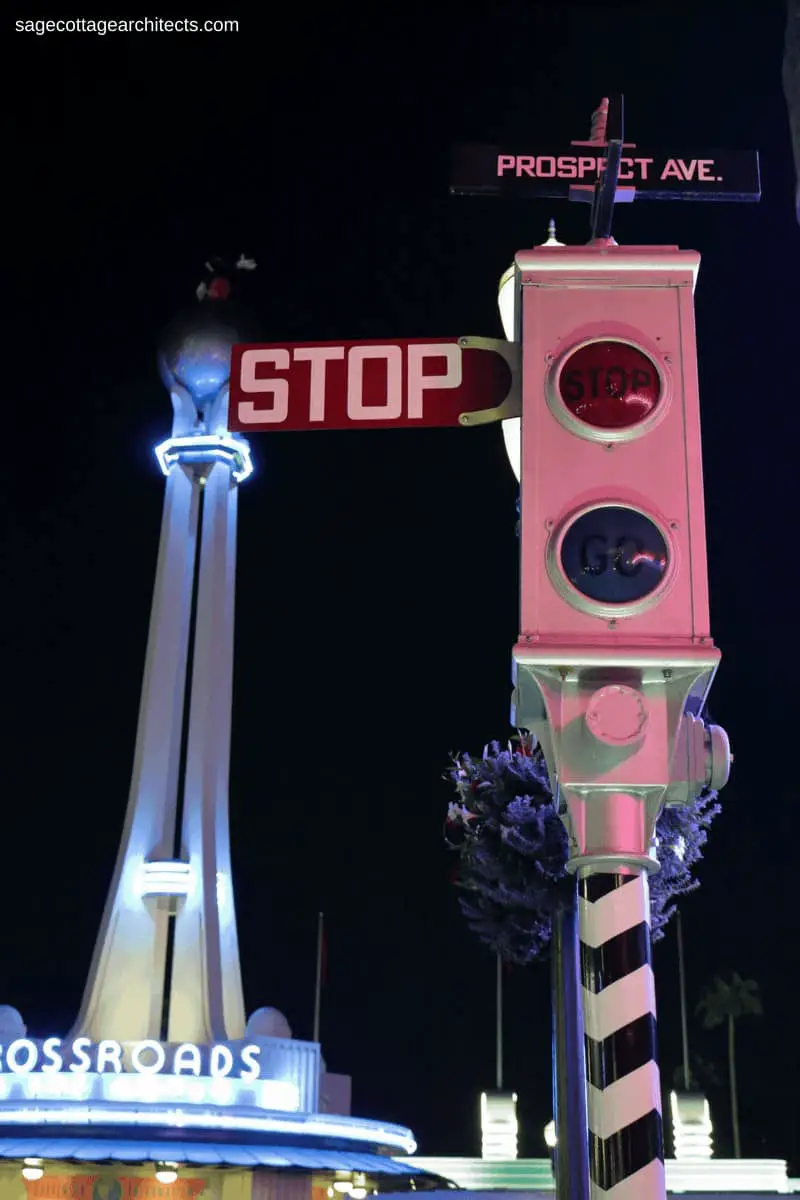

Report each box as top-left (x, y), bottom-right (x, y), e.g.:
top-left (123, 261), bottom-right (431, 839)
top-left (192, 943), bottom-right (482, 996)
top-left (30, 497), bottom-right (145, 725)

top-left (196, 254), bottom-right (257, 301)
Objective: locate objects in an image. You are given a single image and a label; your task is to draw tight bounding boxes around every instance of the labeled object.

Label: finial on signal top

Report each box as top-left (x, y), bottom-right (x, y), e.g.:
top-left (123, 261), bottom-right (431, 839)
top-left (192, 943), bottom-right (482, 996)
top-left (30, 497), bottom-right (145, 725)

top-left (540, 219), bottom-right (565, 247)
top-left (589, 97), bottom-right (609, 144)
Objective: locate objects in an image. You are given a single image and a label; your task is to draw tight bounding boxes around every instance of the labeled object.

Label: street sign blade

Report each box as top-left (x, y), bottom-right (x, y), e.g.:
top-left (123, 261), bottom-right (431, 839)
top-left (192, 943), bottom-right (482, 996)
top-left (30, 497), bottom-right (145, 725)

top-left (450, 143), bottom-right (761, 202)
top-left (229, 337), bottom-right (515, 433)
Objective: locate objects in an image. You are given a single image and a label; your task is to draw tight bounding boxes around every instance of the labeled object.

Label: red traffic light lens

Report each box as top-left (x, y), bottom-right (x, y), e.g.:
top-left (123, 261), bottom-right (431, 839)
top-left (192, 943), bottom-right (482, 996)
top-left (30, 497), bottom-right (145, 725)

top-left (558, 341), bottom-right (661, 430)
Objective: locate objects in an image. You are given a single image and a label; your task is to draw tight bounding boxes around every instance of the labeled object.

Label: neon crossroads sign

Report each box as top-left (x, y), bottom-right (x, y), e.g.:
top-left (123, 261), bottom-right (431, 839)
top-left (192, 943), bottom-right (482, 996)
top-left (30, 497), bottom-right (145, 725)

top-left (0, 1037), bottom-right (264, 1078)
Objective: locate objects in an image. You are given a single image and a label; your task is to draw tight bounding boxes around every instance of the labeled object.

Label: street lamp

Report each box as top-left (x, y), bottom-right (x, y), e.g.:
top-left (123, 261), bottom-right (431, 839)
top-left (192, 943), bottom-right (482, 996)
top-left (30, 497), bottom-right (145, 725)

top-left (154, 1164), bottom-right (179, 1185)
top-left (543, 1121), bottom-right (557, 1182)
top-left (331, 1175), bottom-right (369, 1198)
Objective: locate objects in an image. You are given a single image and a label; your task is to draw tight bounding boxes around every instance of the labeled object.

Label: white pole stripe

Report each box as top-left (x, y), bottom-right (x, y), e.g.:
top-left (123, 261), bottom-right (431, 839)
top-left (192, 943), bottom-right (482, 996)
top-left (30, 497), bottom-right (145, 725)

top-left (582, 964), bottom-right (656, 1042)
top-left (587, 1060), bottom-right (662, 1139)
top-left (578, 882), bottom-right (651, 947)
top-left (589, 1156), bottom-right (666, 1199)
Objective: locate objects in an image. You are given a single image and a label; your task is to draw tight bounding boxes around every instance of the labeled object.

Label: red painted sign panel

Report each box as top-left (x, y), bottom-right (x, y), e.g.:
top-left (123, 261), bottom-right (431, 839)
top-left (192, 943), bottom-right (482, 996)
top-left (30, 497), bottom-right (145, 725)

top-left (229, 338), bottom-right (512, 431)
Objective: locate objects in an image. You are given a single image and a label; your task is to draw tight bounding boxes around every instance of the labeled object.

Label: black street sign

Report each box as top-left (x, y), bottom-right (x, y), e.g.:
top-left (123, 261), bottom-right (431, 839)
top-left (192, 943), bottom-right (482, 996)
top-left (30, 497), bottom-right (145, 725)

top-left (451, 143), bottom-right (761, 202)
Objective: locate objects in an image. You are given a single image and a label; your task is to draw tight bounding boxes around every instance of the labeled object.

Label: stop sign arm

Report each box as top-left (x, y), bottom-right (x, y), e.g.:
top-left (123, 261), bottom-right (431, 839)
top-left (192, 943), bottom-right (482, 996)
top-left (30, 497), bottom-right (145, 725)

top-left (457, 336), bottom-right (521, 426)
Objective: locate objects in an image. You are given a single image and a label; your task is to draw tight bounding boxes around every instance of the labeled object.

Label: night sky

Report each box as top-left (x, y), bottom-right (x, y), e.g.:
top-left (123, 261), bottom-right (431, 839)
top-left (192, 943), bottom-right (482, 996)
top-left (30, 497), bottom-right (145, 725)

top-left (7, 0), bottom-right (799, 1175)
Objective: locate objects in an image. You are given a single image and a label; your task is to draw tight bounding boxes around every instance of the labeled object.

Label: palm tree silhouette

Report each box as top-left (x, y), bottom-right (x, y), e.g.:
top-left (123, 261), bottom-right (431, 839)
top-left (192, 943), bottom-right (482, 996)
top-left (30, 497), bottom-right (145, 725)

top-left (696, 973), bottom-right (762, 1158)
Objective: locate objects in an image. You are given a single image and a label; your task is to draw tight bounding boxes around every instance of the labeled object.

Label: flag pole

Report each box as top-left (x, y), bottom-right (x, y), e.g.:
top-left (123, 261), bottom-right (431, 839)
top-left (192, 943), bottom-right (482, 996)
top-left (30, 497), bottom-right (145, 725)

top-left (496, 952), bottom-right (503, 1091)
top-left (677, 908), bottom-right (691, 1090)
top-left (313, 911), bottom-right (324, 1043)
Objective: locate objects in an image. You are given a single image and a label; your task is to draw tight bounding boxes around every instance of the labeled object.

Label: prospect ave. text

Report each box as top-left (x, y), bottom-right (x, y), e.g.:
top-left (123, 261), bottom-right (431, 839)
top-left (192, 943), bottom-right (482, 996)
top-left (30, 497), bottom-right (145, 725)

top-left (496, 154), bottom-right (722, 184)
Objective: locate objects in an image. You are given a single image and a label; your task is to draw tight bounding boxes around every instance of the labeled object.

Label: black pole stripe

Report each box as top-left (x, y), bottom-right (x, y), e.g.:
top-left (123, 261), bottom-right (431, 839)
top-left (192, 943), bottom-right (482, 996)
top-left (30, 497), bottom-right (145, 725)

top-left (589, 1111), bottom-right (664, 1192)
top-left (581, 872), bottom-right (638, 903)
top-left (580, 921), bottom-right (650, 992)
top-left (584, 1012), bottom-right (659, 1088)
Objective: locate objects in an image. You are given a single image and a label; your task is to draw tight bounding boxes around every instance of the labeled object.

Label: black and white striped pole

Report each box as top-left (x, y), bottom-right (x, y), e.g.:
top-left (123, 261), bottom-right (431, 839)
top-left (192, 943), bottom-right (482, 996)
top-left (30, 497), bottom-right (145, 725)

top-left (579, 866), bottom-right (662, 1196)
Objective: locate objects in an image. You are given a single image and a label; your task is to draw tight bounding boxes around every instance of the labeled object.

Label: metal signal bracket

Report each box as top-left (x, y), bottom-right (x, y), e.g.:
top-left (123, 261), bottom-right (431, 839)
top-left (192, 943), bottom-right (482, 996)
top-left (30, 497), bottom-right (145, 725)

top-left (457, 336), bottom-right (521, 426)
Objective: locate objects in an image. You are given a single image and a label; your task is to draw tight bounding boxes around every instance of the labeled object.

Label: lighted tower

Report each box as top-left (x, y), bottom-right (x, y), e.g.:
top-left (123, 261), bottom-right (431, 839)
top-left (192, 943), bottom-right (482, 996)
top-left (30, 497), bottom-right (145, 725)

top-left (72, 265), bottom-right (254, 1046)
top-left (0, 264), bottom-right (421, 1185)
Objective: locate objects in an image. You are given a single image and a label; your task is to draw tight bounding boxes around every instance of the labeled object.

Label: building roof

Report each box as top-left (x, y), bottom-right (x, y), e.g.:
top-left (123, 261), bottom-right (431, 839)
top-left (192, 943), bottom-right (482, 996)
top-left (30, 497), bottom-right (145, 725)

top-left (0, 1139), bottom-right (431, 1176)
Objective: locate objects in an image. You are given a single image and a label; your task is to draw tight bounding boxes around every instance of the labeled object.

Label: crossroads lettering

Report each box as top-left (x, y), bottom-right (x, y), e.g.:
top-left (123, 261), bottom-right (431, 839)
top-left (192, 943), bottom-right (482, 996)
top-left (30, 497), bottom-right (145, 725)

top-left (496, 153), bottom-right (722, 184)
